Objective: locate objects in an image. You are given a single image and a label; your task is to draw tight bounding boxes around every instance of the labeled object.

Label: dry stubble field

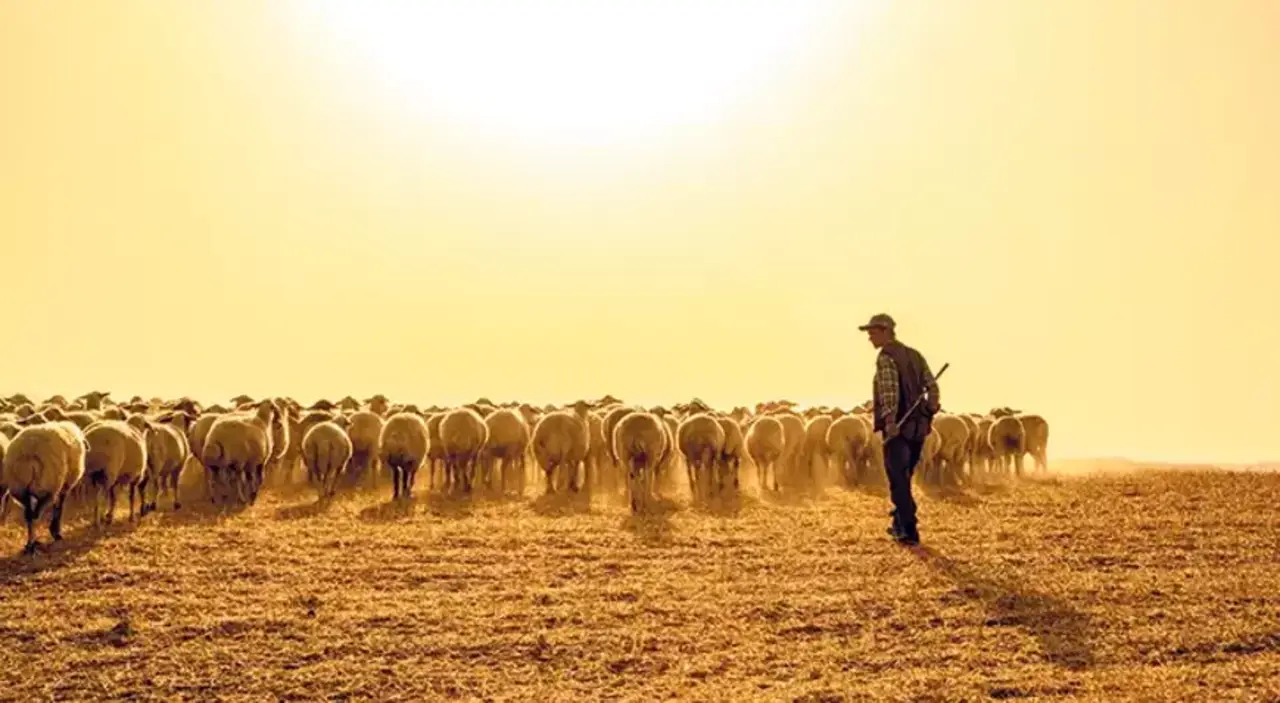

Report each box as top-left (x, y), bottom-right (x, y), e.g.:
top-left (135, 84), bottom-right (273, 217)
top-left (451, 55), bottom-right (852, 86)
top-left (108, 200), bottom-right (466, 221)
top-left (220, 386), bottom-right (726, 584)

top-left (1, 467), bottom-right (1279, 702)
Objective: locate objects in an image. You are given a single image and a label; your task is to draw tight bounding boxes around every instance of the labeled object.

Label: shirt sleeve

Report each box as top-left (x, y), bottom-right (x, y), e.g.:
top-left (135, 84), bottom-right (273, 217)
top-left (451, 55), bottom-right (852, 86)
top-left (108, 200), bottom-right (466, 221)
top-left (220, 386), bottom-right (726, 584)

top-left (875, 352), bottom-right (899, 421)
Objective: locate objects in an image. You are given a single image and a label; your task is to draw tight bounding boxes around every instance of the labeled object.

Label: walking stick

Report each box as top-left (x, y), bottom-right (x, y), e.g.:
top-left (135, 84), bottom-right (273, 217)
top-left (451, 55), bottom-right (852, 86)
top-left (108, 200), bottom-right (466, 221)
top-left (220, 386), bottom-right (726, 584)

top-left (898, 362), bottom-right (949, 423)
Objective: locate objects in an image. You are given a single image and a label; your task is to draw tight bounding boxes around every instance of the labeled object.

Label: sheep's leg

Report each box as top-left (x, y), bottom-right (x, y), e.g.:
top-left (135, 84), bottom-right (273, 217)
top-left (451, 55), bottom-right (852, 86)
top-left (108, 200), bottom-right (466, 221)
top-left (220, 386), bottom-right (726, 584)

top-left (405, 464), bottom-right (417, 500)
top-left (206, 466), bottom-right (219, 505)
top-left (498, 456), bottom-right (510, 496)
top-left (231, 464), bottom-right (249, 505)
top-left (128, 482), bottom-right (137, 521)
top-left (255, 462), bottom-right (265, 500)
top-left (137, 475), bottom-right (150, 516)
top-left (169, 472), bottom-right (182, 511)
top-left (22, 494), bottom-right (49, 555)
top-left (47, 493), bottom-right (67, 543)
top-left (105, 485), bottom-right (118, 525)
top-left (92, 480), bottom-right (103, 526)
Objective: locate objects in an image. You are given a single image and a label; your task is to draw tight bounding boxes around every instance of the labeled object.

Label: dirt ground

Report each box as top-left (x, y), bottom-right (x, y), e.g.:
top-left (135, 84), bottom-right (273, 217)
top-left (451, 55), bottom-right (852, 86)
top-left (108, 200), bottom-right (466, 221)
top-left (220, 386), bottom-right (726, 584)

top-left (1, 467), bottom-right (1278, 701)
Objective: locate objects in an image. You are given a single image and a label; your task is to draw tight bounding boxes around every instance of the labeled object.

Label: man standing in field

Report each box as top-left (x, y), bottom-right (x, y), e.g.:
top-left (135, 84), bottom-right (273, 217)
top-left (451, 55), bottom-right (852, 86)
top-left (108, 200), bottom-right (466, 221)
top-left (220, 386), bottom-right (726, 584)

top-left (859, 313), bottom-right (940, 546)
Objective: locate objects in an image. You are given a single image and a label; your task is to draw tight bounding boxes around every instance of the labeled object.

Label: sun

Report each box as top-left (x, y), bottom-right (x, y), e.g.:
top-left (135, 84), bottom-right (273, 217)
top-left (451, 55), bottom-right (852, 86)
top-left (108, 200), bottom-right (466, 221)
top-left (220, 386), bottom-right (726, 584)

top-left (299, 1), bottom-right (848, 147)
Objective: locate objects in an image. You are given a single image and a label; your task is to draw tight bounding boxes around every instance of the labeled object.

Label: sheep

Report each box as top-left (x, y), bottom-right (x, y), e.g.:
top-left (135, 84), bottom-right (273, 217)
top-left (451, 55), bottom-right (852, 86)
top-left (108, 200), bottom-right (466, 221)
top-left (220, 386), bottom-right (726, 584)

top-left (42, 406), bottom-right (99, 430)
top-left (201, 400), bottom-right (281, 505)
top-left (262, 397), bottom-right (292, 489)
top-left (971, 415), bottom-right (996, 479)
top-left (656, 413), bottom-right (680, 494)
top-left (187, 411), bottom-right (222, 469)
top-left (1014, 412), bottom-right (1050, 472)
top-left (438, 407), bottom-right (490, 494)
top-left (0, 433), bottom-right (9, 521)
top-left (342, 410), bottom-right (383, 490)
top-left (715, 416), bottom-right (745, 493)
top-left (530, 404), bottom-right (590, 495)
top-left (925, 414), bottom-right (970, 486)
top-left (378, 412), bottom-right (429, 501)
top-left (601, 405), bottom-right (638, 466)
top-left (956, 413), bottom-right (981, 474)
top-left (826, 415), bottom-right (875, 486)
top-left (139, 414), bottom-right (191, 514)
top-left (425, 413), bottom-right (447, 488)
top-left (987, 414), bottom-right (1026, 477)
top-left (802, 414), bottom-right (835, 487)
top-left (302, 421), bottom-right (353, 504)
top-left (746, 416), bottom-right (785, 492)
top-left (96, 404), bottom-right (125, 421)
top-left (612, 411), bottom-right (668, 514)
top-left (336, 396), bottom-right (361, 412)
top-left (676, 413), bottom-right (725, 501)
top-left (2, 422), bottom-right (87, 554)
top-left (76, 391), bottom-right (112, 411)
top-left (481, 408), bottom-right (530, 496)
top-left (774, 413), bottom-right (807, 490)
top-left (584, 411), bottom-right (613, 494)
top-left (364, 394), bottom-right (390, 416)
top-left (83, 420), bottom-right (149, 525)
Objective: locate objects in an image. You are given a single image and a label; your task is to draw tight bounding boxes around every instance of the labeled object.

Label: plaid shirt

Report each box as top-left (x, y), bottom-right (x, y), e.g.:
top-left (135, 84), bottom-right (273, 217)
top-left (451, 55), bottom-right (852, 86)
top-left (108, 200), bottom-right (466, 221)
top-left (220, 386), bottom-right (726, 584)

top-left (875, 352), bottom-right (940, 423)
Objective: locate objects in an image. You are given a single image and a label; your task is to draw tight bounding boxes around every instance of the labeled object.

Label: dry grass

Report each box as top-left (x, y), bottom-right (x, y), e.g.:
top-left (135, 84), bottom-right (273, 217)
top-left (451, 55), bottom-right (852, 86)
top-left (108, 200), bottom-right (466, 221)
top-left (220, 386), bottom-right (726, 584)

top-left (2, 467), bottom-right (1279, 701)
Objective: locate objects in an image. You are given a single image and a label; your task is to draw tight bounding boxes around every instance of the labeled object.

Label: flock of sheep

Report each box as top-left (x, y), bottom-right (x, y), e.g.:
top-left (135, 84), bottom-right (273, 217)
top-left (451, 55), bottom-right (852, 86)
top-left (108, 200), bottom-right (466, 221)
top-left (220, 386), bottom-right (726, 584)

top-left (0, 391), bottom-right (1049, 556)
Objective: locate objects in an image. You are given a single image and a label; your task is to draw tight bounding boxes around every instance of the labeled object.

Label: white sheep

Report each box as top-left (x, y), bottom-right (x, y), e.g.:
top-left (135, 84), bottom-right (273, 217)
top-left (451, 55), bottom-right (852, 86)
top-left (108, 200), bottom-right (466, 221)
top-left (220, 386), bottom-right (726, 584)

top-left (142, 414), bottom-right (192, 513)
top-left (676, 413), bottom-right (725, 501)
top-left (715, 416), bottom-right (745, 494)
top-left (0, 433), bottom-right (9, 522)
top-left (84, 419), bottom-right (149, 525)
top-left (202, 400), bottom-right (281, 505)
top-left (378, 412), bottom-right (429, 501)
top-left (612, 411), bottom-right (668, 514)
top-left (987, 414), bottom-right (1026, 477)
top-left (531, 405), bottom-right (590, 495)
top-left (2, 422), bottom-right (87, 555)
top-left (343, 410), bottom-right (384, 490)
top-left (971, 415), bottom-right (996, 479)
top-left (746, 415), bottom-right (785, 492)
top-left (481, 408), bottom-right (530, 496)
top-left (302, 421), bottom-right (354, 504)
top-left (802, 414), bottom-right (835, 487)
top-left (439, 407), bottom-right (490, 495)
top-left (956, 413), bottom-right (981, 475)
top-left (774, 412), bottom-right (807, 491)
top-left (826, 415), bottom-right (876, 486)
top-left (926, 414), bottom-right (970, 486)
top-left (1014, 412), bottom-right (1050, 472)
top-left (425, 413), bottom-right (447, 488)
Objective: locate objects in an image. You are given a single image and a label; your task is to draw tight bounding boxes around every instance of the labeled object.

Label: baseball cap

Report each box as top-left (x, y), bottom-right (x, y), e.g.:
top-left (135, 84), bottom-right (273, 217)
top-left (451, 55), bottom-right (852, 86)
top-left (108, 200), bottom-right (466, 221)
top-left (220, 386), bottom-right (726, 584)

top-left (858, 313), bottom-right (896, 331)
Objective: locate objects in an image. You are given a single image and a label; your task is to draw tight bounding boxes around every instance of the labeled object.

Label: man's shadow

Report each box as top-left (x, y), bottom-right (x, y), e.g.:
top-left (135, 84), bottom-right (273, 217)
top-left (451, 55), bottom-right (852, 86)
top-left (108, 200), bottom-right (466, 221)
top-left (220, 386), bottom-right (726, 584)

top-left (911, 545), bottom-right (1095, 671)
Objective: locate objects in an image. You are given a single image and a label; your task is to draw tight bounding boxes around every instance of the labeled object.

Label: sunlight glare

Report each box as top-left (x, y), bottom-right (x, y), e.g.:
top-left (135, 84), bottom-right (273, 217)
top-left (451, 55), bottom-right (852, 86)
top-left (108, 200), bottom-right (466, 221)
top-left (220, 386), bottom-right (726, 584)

top-left (302, 0), bottom-right (848, 146)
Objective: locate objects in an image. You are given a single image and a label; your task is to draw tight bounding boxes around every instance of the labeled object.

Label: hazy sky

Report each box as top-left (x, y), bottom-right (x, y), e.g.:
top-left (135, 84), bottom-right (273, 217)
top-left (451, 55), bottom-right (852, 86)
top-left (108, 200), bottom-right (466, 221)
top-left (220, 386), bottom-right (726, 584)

top-left (2, 1), bottom-right (1277, 462)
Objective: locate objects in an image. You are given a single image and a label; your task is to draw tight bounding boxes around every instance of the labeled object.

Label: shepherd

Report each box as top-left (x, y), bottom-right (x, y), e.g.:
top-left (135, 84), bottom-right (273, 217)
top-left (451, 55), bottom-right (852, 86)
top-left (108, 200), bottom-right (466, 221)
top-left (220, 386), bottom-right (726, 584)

top-left (859, 313), bottom-right (941, 546)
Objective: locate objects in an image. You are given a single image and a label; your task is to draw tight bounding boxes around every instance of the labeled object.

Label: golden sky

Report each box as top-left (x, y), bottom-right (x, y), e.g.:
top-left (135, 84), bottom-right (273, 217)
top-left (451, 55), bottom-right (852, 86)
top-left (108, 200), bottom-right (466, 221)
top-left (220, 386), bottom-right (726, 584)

top-left (2, 1), bottom-right (1277, 463)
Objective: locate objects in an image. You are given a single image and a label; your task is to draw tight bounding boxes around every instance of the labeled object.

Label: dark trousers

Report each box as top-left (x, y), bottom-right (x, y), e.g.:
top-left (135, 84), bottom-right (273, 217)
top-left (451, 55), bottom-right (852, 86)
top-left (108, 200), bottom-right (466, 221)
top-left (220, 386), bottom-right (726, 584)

top-left (884, 436), bottom-right (924, 534)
